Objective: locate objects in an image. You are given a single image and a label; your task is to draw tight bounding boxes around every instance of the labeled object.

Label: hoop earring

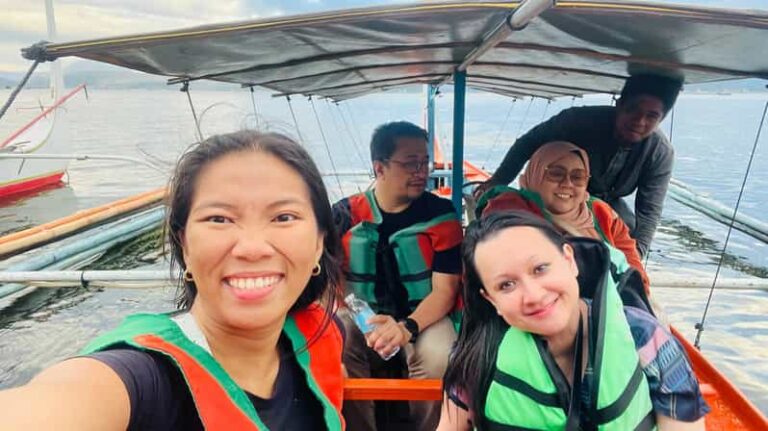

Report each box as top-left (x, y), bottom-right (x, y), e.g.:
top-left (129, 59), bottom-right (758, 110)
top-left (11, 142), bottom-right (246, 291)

top-left (312, 262), bottom-right (322, 276)
top-left (183, 269), bottom-right (194, 282)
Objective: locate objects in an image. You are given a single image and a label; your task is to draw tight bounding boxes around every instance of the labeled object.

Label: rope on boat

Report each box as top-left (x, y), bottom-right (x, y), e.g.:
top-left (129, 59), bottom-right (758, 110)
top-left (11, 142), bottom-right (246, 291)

top-left (694, 98), bottom-right (768, 349)
top-left (538, 98), bottom-right (552, 123)
top-left (249, 86), bottom-right (260, 128)
top-left (325, 101), bottom-right (362, 193)
top-left (342, 103), bottom-right (367, 155)
top-left (180, 81), bottom-right (204, 142)
top-left (645, 108), bottom-right (677, 269)
top-left (324, 101), bottom-right (352, 168)
top-left (482, 97), bottom-right (517, 170)
top-left (331, 100), bottom-right (369, 177)
top-left (285, 96), bottom-right (306, 144)
top-left (514, 97), bottom-right (535, 141)
top-left (309, 96), bottom-right (344, 196)
top-left (0, 58), bottom-right (41, 121)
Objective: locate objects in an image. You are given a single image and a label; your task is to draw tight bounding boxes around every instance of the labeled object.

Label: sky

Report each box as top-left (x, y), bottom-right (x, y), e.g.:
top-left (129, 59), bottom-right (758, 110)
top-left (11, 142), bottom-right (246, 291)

top-left (0, 0), bottom-right (766, 73)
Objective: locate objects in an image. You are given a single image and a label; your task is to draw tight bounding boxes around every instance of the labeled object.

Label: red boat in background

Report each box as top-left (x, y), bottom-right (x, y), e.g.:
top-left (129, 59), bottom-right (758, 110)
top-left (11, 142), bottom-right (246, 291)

top-left (0, 83), bottom-right (87, 199)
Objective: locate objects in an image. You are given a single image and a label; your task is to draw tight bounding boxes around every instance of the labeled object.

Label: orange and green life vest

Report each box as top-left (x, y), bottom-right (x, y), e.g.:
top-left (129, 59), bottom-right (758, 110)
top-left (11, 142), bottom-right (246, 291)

top-left (588, 196), bottom-right (617, 244)
top-left (341, 189), bottom-right (462, 314)
top-left (81, 306), bottom-right (345, 430)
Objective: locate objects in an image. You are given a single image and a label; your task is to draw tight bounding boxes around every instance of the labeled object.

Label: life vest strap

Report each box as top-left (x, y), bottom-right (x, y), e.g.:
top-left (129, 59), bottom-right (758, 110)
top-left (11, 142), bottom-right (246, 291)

top-left (634, 411), bottom-right (656, 431)
top-left (485, 419), bottom-right (543, 431)
top-left (493, 368), bottom-right (561, 408)
top-left (595, 362), bottom-right (646, 424)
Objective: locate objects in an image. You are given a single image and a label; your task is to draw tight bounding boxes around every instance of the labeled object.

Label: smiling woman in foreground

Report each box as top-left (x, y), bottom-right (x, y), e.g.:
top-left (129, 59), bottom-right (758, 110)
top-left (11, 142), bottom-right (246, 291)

top-left (0, 131), bottom-right (346, 430)
top-left (438, 211), bottom-right (708, 431)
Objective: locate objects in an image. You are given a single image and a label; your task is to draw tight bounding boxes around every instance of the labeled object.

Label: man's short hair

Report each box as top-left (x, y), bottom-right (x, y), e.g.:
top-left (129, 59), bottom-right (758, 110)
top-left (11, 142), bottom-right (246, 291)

top-left (619, 74), bottom-right (684, 113)
top-left (370, 121), bottom-right (428, 162)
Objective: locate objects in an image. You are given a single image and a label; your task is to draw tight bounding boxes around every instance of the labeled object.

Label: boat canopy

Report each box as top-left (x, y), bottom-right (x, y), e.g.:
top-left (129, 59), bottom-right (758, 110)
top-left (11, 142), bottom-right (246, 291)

top-left (25, 0), bottom-right (768, 100)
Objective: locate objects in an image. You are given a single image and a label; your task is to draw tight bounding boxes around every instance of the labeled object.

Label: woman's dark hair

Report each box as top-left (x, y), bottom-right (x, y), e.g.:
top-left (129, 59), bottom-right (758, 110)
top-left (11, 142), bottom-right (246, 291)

top-left (164, 130), bottom-right (343, 343)
top-left (443, 210), bottom-right (567, 430)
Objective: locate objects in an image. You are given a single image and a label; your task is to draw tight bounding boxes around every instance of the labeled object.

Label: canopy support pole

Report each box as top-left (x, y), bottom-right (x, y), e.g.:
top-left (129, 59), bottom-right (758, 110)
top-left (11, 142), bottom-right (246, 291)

top-left (451, 70), bottom-right (466, 213)
top-left (438, 0), bottom-right (555, 87)
top-left (427, 84), bottom-right (438, 192)
top-left (427, 84), bottom-right (436, 163)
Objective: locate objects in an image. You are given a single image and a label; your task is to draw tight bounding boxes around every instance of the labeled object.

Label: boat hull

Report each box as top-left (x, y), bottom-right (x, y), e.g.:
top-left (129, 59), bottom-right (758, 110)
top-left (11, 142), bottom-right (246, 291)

top-left (0, 85), bottom-right (86, 200)
top-left (0, 170), bottom-right (65, 199)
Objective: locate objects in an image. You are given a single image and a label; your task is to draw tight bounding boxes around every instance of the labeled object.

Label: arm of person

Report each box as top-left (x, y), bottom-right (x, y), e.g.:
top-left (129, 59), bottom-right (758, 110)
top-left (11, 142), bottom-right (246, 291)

top-left (367, 271), bottom-right (460, 353)
top-left (656, 414), bottom-right (705, 431)
top-left (633, 142), bottom-right (674, 257)
top-left (486, 108), bottom-right (576, 187)
top-left (437, 394), bottom-right (473, 431)
top-left (0, 358), bottom-right (130, 430)
top-left (408, 271), bottom-right (461, 331)
top-left (625, 306), bottom-right (710, 428)
top-left (609, 210), bottom-right (651, 293)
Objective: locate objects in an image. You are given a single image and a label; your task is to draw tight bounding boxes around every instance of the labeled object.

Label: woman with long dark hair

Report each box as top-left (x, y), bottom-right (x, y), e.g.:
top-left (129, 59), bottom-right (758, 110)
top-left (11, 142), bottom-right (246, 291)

top-left (0, 131), bottom-right (346, 430)
top-left (438, 211), bottom-right (707, 431)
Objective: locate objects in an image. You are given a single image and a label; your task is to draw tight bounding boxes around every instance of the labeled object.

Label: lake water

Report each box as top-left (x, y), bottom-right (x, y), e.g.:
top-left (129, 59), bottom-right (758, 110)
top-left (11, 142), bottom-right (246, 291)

top-left (1, 88), bottom-right (767, 414)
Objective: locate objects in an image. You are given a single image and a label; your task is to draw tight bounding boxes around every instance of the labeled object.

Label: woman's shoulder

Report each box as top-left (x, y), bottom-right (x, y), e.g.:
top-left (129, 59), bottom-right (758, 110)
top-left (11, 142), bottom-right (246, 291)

top-left (87, 348), bottom-right (200, 430)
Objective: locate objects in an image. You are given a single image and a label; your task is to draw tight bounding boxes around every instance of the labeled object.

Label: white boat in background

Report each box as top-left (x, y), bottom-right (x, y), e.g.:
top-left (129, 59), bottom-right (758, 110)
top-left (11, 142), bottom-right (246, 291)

top-left (0, 0), bottom-right (87, 199)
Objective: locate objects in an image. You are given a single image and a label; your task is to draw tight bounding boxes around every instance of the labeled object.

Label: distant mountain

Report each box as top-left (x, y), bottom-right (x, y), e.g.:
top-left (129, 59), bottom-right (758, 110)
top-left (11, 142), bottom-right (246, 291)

top-left (2, 60), bottom-right (766, 93)
top-left (0, 60), bottom-right (231, 90)
top-left (685, 79), bottom-right (767, 93)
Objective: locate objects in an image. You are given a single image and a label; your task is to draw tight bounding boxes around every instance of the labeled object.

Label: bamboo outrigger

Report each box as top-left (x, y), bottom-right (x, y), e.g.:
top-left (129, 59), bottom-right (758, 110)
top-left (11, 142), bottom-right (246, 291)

top-left (9, 0), bottom-right (768, 428)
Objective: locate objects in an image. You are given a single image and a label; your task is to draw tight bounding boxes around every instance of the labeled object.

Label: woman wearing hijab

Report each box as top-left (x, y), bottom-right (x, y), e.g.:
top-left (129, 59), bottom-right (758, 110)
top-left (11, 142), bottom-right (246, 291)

top-left (481, 141), bottom-right (651, 292)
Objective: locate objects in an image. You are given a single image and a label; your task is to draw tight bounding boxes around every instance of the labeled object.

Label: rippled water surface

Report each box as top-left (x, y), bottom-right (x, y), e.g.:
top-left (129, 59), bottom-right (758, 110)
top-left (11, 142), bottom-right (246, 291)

top-left (1, 88), bottom-right (766, 414)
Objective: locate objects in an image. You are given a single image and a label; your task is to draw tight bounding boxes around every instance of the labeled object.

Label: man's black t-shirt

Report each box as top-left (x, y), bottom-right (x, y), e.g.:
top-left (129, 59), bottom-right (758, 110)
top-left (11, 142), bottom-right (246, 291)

top-left (333, 192), bottom-right (461, 318)
top-left (88, 335), bottom-right (327, 430)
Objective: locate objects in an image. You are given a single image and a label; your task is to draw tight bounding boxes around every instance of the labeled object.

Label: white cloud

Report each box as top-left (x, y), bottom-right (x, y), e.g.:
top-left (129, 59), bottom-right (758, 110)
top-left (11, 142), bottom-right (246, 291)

top-left (0, 0), bottom-right (250, 72)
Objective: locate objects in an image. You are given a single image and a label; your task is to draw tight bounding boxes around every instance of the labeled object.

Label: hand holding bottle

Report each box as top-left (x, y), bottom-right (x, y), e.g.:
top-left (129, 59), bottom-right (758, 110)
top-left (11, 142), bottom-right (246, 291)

top-left (344, 294), bottom-right (401, 360)
top-left (365, 315), bottom-right (411, 359)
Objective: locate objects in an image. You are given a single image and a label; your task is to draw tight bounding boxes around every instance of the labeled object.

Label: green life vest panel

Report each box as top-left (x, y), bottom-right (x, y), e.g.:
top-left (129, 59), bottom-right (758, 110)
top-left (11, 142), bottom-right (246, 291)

top-left (342, 189), bottom-right (462, 314)
top-left (483, 240), bottom-right (655, 431)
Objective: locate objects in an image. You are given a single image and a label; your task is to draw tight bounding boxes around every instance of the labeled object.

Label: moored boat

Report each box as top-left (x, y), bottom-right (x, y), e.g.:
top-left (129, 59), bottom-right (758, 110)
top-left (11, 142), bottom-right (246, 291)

top-left (0, 0), bottom-right (87, 200)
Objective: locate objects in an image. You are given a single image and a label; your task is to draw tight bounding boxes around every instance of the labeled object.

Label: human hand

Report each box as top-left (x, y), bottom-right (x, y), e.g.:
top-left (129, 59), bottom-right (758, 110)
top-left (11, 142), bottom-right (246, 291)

top-left (472, 180), bottom-right (496, 201)
top-left (365, 314), bottom-right (410, 357)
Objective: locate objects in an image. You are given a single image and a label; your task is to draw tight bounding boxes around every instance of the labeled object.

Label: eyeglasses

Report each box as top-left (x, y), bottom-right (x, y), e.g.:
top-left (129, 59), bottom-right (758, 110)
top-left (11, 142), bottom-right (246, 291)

top-left (385, 158), bottom-right (430, 174)
top-left (544, 166), bottom-right (590, 186)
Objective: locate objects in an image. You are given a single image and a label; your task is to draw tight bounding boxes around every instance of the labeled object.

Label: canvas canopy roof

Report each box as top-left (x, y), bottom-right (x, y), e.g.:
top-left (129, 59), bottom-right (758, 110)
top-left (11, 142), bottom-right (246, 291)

top-left (27, 0), bottom-right (768, 101)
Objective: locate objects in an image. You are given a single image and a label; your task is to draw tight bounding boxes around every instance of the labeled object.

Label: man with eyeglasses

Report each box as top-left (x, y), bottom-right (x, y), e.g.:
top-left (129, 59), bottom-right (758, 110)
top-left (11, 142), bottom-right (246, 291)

top-left (476, 74), bottom-right (683, 257)
top-left (333, 121), bottom-right (462, 431)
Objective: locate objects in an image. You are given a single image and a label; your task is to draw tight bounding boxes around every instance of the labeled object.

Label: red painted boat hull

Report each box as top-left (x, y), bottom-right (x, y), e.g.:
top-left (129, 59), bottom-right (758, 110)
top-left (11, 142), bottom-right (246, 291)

top-left (0, 171), bottom-right (65, 199)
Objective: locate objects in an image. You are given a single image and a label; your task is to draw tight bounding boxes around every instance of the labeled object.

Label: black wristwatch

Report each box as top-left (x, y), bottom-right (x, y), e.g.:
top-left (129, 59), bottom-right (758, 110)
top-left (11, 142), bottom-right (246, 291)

top-left (401, 317), bottom-right (420, 343)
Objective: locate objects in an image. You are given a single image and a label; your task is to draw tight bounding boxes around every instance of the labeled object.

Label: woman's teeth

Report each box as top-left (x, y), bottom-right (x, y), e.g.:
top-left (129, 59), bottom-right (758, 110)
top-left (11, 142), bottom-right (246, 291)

top-left (228, 276), bottom-right (280, 290)
top-left (555, 193), bottom-right (571, 199)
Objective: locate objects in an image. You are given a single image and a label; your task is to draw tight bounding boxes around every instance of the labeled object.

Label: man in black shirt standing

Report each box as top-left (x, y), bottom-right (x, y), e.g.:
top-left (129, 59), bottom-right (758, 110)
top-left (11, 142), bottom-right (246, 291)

top-left (333, 121), bottom-right (462, 431)
top-left (477, 74), bottom-right (683, 257)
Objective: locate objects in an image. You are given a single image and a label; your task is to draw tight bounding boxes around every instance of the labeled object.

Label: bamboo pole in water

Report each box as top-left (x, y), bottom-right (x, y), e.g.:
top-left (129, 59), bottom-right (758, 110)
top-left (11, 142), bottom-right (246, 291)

top-left (1, 271), bottom-right (766, 291)
top-left (667, 179), bottom-right (768, 244)
top-left (0, 187), bottom-right (165, 257)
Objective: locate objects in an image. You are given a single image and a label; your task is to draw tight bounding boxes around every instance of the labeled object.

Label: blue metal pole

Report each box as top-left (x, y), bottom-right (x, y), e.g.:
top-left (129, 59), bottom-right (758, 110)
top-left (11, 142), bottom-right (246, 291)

top-left (427, 84), bottom-right (436, 164)
top-left (451, 71), bottom-right (466, 214)
top-left (426, 84), bottom-right (436, 191)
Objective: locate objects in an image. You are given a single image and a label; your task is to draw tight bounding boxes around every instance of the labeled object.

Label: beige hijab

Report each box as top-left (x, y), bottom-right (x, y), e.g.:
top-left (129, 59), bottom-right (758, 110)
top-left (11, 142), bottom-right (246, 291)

top-left (519, 141), bottom-right (599, 239)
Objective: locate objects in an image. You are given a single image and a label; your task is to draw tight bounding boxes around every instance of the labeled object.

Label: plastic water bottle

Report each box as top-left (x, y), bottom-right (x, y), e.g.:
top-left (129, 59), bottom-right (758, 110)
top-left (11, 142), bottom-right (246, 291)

top-left (344, 293), bottom-right (400, 361)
